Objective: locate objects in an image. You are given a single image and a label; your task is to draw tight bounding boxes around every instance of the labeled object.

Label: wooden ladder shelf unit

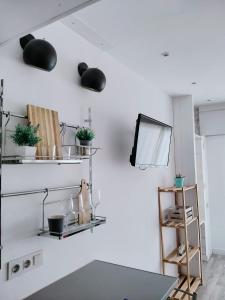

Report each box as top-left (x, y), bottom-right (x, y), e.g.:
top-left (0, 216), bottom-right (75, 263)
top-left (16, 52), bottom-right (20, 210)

top-left (158, 184), bottom-right (203, 300)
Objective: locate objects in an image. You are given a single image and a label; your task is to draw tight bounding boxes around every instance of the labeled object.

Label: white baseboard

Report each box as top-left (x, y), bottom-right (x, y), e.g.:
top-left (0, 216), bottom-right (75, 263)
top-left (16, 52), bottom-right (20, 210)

top-left (202, 254), bottom-right (210, 261)
top-left (202, 250), bottom-right (212, 261)
top-left (212, 249), bottom-right (225, 256)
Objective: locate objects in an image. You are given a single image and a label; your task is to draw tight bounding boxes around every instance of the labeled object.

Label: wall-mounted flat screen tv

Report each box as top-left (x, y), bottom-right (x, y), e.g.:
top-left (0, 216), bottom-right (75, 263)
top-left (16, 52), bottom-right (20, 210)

top-left (130, 114), bottom-right (172, 167)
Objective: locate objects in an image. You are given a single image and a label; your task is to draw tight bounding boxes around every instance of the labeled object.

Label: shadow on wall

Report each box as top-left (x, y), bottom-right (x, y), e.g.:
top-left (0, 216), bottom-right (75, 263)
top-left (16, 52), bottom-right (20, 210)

top-left (109, 120), bottom-right (134, 163)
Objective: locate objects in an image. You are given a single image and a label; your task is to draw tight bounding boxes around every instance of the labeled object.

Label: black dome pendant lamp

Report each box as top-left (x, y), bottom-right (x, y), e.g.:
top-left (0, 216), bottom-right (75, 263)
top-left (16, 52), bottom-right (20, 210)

top-left (78, 62), bottom-right (106, 92)
top-left (20, 34), bottom-right (57, 71)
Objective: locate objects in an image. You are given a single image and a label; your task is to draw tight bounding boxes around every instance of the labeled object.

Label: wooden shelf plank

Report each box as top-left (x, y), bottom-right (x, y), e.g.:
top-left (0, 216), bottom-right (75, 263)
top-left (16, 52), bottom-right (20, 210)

top-left (169, 276), bottom-right (201, 300)
top-left (158, 185), bottom-right (196, 193)
top-left (183, 277), bottom-right (201, 299)
top-left (163, 247), bottom-right (199, 265)
top-left (181, 247), bottom-right (199, 264)
top-left (175, 276), bottom-right (193, 299)
top-left (163, 249), bottom-right (186, 265)
top-left (169, 276), bottom-right (185, 298)
top-left (162, 220), bottom-right (184, 228)
top-left (162, 217), bottom-right (197, 228)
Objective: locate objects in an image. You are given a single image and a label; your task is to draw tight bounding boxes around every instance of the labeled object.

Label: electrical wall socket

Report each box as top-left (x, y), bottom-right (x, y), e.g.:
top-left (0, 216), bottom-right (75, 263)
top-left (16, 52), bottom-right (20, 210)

top-left (7, 250), bottom-right (43, 280)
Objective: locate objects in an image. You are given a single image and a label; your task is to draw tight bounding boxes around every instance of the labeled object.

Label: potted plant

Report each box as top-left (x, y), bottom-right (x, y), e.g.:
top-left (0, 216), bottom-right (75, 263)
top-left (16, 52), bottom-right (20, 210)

top-left (11, 123), bottom-right (42, 158)
top-left (175, 173), bottom-right (185, 188)
top-left (75, 128), bottom-right (95, 156)
top-left (76, 127), bottom-right (95, 146)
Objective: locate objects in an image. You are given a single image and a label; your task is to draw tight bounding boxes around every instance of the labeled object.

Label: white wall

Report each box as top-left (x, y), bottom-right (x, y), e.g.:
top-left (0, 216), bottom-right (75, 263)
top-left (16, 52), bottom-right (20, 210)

top-left (173, 96), bottom-right (202, 277)
top-left (0, 21), bottom-right (175, 299)
top-left (205, 136), bottom-right (225, 254)
top-left (199, 104), bottom-right (225, 254)
top-left (173, 96), bottom-right (196, 185)
top-left (173, 97), bottom-right (212, 265)
top-left (199, 103), bottom-right (225, 136)
top-left (195, 136), bottom-right (212, 260)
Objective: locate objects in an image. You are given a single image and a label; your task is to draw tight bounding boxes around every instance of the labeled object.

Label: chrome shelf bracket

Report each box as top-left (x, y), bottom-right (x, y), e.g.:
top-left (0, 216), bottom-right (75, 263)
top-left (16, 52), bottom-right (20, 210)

top-left (42, 189), bottom-right (49, 232)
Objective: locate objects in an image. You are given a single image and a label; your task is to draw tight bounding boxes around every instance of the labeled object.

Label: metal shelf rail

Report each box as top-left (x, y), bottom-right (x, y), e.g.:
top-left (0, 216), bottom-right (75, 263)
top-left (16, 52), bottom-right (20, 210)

top-left (2, 110), bottom-right (80, 130)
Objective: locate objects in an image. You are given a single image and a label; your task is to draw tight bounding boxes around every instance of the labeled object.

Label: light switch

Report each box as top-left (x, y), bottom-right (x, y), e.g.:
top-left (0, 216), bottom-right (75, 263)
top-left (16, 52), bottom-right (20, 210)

top-left (33, 251), bottom-right (43, 267)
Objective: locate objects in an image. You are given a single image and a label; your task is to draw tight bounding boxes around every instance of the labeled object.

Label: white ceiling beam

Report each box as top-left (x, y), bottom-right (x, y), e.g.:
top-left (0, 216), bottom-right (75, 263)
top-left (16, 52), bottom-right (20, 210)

top-left (0, 0), bottom-right (100, 47)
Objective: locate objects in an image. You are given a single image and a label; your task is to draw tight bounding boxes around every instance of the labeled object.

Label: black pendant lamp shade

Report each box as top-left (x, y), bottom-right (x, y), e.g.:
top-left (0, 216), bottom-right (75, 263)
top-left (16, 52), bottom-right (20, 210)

top-left (20, 34), bottom-right (57, 71)
top-left (78, 62), bottom-right (106, 92)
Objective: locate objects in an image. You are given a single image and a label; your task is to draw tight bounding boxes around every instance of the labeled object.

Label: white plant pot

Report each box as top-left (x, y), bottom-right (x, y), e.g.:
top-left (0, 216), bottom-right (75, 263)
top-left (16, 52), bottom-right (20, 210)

top-left (14, 146), bottom-right (36, 158)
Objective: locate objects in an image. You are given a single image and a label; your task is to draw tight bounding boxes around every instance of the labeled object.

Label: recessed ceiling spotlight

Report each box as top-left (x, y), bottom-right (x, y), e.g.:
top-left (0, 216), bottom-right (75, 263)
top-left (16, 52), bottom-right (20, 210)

top-left (207, 99), bottom-right (212, 102)
top-left (191, 82), bottom-right (197, 85)
top-left (161, 51), bottom-right (170, 57)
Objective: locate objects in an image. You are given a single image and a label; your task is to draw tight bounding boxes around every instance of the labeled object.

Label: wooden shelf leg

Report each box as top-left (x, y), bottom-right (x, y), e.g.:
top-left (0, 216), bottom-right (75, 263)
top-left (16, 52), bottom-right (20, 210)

top-left (182, 188), bottom-right (191, 300)
top-left (195, 184), bottom-right (203, 285)
top-left (158, 188), bottom-right (165, 274)
top-left (175, 192), bottom-right (181, 276)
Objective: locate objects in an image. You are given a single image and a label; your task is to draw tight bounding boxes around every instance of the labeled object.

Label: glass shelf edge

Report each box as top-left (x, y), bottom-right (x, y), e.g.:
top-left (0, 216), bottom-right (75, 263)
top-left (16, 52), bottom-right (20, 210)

top-left (2, 159), bottom-right (84, 164)
top-left (38, 217), bottom-right (106, 240)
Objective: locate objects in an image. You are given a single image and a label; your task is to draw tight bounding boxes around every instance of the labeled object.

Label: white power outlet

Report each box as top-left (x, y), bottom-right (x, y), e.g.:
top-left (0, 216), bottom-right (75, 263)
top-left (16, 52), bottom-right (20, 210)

top-left (7, 258), bottom-right (23, 280)
top-left (7, 250), bottom-right (43, 280)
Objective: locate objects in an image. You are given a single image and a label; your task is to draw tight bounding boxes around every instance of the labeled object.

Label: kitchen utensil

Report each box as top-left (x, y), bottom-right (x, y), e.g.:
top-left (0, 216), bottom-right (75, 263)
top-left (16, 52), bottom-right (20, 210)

top-left (27, 104), bottom-right (62, 159)
top-left (78, 179), bottom-right (91, 224)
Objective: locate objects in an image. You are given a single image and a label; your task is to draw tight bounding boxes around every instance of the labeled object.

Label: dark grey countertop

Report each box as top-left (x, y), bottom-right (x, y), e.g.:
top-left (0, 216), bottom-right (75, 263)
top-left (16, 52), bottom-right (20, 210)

top-left (25, 260), bottom-right (177, 300)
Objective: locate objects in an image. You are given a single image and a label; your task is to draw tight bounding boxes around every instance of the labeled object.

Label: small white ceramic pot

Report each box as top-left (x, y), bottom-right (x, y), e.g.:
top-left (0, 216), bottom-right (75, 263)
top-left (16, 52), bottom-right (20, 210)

top-left (15, 146), bottom-right (36, 158)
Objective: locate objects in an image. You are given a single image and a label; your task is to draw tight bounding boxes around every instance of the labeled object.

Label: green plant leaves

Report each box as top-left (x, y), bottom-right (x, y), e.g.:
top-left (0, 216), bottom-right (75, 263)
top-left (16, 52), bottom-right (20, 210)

top-left (76, 128), bottom-right (95, 141)
top-left (10, 123), bottom-right (42, 146)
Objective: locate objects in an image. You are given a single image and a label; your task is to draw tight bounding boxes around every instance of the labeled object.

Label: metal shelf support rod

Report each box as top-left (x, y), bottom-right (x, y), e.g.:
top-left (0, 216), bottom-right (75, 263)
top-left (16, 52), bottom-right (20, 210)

top-left (3, 111), bottom-right (26, 119)
top-left (85, 107), bottom-right (93, 198)
top-left (2, 184), bottom-right (81, 198)
top-left (2, 110), bottom-right (79, 129)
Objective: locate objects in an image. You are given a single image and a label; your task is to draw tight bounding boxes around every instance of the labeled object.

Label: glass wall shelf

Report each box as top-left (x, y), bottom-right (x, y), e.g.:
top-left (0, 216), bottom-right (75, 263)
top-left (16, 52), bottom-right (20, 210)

top-left (38, 216), bottom-right (106, 240)
top-left (2, 156), bottom-right (83, 165)
top-left (2, 146), bottom-right (101, 164)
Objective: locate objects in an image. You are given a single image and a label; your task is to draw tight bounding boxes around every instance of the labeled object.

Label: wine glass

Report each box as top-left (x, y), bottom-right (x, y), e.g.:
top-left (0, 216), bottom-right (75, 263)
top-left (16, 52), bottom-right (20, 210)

top-left (62, 145), bottom-right (72, 160)
top-left (90, 189), bottom-right (101, 221)
top-left (63, 196), bottom-right (76, 230)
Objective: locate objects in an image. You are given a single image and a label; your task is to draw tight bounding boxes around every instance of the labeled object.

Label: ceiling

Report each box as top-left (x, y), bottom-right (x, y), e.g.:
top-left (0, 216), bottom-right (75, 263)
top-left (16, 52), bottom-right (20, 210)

top-left (62, 0), bottom-right (225, 104)
top-left (0, 0), bottom-right (99, 46)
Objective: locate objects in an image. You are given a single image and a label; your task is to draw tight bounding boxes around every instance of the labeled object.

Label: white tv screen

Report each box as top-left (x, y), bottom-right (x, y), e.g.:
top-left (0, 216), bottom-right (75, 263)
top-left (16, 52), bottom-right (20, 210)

top-left (130, 114), bottom-right (172, 167)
